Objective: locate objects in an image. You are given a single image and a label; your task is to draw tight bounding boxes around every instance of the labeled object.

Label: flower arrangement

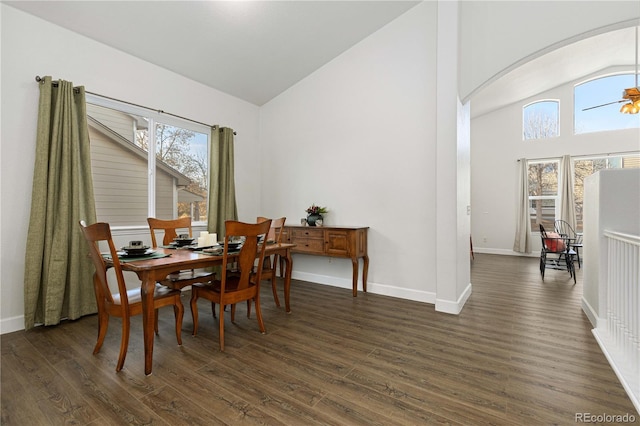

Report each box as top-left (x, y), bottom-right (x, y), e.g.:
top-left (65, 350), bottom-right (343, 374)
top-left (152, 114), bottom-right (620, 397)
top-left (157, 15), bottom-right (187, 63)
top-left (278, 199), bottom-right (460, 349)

top-left (306, 204), bottom-right (328, 216)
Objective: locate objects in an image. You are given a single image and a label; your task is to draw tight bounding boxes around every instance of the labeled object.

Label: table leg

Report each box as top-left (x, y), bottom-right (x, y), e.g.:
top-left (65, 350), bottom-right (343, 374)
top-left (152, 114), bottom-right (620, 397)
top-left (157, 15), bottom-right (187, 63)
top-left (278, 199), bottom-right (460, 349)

top-left (140, 272), bottom-right (156, 376)
top-left (362, 255), bottom-right (369, 293)
top-left (351, 257), bottom-right (359, 297)
top-left (283, 249), bottom-right (293, 313)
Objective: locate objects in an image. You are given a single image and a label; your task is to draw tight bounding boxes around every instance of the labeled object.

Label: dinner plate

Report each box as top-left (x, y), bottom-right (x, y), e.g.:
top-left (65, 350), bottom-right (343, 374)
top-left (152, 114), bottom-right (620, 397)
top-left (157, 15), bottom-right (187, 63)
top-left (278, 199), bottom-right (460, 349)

top-left (118, 249), bottom-right (155, 258)
top-left (202, 248), bottom-right (223, 255)
top-left (172, 238), bottom-right (195, 247)
top-left (121, 246), bottom-right (151, 255)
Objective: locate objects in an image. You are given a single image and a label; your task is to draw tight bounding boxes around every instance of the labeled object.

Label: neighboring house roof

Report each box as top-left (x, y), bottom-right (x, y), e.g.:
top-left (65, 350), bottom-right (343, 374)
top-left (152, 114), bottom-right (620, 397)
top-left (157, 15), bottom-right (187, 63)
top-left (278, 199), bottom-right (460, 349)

top-left (178, 188), bottom-right (205, 204)
top-left (87, 115), bottom-right (192, 187)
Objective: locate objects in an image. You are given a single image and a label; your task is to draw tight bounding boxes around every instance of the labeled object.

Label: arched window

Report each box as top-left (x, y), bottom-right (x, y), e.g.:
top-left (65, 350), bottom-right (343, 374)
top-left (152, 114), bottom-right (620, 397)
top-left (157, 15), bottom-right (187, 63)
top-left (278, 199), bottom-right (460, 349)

top-left (574, 74), bottom-right (640, 134)
top-left (523, 100), bottom-right (559, 140)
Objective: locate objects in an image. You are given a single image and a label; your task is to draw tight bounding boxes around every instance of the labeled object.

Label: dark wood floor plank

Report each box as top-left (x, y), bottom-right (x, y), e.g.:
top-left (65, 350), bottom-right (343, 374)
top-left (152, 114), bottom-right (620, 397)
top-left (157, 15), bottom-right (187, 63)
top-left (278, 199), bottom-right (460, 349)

top-left (2, 254), bottom-right (638, 425)
top-left (54, 358), bottom-right (169, 425)
top-left (1, 334), bottom-right (102, 425)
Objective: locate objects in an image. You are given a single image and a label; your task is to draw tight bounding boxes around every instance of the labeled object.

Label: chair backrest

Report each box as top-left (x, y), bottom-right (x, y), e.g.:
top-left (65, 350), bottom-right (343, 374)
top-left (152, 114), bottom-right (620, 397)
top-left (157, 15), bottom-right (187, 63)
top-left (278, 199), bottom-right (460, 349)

top-left (540, 224), bottom-right (566, 253)
top-left (147, 217), bottom-right (192, 247)
top-left (257, 216), bottom-right (286, 243)
top-left (221, 220), bottom-right (271, 293)
top-left (79, 221), bottom-right (129, 306)
top-left (554, 220), bottom-right (578, 240)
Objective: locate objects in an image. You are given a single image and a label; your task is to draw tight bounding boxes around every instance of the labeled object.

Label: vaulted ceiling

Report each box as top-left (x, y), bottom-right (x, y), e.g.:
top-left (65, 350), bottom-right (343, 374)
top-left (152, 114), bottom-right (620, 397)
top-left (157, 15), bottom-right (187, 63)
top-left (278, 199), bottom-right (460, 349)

top-left (5, 1), bottom-right (637, 115)
top-left (6, 1), bottom-right (420, 105)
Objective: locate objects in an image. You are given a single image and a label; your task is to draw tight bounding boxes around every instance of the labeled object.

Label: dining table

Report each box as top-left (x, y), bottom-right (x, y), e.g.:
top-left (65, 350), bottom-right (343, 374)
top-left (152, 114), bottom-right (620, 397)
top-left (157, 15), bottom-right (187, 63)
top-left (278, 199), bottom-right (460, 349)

top-left (111, 242), bottom-right (296, 375)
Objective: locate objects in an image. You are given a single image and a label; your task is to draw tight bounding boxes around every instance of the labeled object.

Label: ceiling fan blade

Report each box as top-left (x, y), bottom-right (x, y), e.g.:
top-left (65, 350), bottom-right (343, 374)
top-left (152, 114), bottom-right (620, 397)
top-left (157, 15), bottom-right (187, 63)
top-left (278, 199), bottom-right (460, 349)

top-left (581, 99), bottom-right (626, 111)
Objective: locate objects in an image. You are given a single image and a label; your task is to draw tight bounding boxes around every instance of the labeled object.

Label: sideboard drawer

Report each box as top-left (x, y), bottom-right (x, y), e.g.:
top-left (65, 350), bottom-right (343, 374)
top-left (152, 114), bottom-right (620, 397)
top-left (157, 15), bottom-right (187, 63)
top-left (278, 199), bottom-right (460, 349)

top-left (290, 228), bottom-right (323, 239)
top-left (291, 237), bottom-right (325, 253)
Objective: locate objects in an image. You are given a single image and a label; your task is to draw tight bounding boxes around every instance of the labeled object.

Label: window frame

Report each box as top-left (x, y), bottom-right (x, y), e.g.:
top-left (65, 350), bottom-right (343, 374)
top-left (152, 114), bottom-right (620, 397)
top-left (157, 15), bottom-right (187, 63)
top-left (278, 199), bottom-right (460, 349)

top-left (574, 73), bottom-right (640, 135)
top-left (86, 94), bottom-right (210, 228)
top-left (572, 152), bottom-right (640, 232)
top-left (522, 99), bottom-right (560, 141)
top-left (527, 159), bottom-right (560, 232)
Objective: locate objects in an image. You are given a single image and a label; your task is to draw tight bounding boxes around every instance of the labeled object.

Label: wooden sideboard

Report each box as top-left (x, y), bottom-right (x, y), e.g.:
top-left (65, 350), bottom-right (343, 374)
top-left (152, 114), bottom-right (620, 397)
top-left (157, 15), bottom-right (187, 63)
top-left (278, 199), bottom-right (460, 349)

top-left (282, 225), bottom-right (369, 297)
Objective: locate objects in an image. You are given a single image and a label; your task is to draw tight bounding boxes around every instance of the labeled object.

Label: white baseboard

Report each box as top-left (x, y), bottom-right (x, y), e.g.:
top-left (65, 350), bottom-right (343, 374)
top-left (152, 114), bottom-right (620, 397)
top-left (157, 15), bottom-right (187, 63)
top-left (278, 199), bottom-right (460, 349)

top-left (292, 271), bottom-right (354, 291)
top-left (291, 271), bottom-right (436, 304)
top-left (592, 328), bottom-right (640, 415)
top-left (474, 247), bottom-right (538, 258)
top-left (1, 315), bottom-right (25, 335)
top-left (436, 282), bottom-right (472, 314)
top-left (581, 297), bottom-right (599, 328)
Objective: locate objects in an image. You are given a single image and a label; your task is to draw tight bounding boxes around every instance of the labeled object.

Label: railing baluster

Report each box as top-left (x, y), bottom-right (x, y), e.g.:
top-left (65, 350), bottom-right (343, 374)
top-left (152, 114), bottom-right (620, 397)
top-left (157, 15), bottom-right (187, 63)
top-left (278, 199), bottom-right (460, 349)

top-left (600, 230), bottom-right (639, 413)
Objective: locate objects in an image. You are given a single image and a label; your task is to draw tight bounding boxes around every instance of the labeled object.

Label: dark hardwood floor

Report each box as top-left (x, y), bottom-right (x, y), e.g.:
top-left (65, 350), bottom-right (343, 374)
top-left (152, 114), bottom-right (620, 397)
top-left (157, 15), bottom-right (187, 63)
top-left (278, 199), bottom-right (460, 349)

top-left (2, 254), bottom-right (638, 425)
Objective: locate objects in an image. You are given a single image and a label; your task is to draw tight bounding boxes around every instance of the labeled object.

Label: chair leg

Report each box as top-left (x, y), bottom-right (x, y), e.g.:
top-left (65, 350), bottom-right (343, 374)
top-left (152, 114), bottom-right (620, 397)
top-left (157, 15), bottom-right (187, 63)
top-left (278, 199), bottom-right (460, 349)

top-left (218, 307), bottom-right (225, 351)
top-left (190, 290), bottom-right (199, 336)
top-left (211, 302), bottom-right (216, 319)
top-left (230, 304), bottom-right (236, 322)
top-left (93, 311), bottom-right (109, 355)
top-left (154, 308), bottom-right (159, 336)
top-left (174, 298), bottom-right (184, 346)
top-left (116, 316), bottom-right (131, 372)
top-left (271, 276), bottom-right (280, 307)
top-left (246, 300), bottom-right (252, 318)
top-left (272, 255), bottom-right (281, 307)
top-left (254, 296), bottom-right (266, 334)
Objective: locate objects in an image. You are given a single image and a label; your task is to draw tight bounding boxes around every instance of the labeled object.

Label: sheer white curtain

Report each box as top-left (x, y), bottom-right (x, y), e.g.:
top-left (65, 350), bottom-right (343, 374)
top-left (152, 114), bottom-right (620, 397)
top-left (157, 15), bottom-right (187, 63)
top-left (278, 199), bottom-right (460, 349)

top-left (559, 154), bottom-right (577, 231)
top-left (513, 158), bottom-right (532, 253)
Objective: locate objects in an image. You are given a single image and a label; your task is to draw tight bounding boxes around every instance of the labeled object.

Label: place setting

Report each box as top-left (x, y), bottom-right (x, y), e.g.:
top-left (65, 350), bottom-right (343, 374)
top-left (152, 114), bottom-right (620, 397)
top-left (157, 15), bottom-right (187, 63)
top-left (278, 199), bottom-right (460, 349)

top-left (165, 232), bottom-right (216, 250)
top-left (104, 241), bottom-right (171, 262)
top-left (201, 238), bottom-right (244, 256)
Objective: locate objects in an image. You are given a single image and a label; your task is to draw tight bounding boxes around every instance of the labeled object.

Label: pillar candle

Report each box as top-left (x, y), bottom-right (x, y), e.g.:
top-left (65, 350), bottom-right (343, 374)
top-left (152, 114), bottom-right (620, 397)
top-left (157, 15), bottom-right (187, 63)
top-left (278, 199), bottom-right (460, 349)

top-left (197, 236), bottom-right (207, 247)
top-left (200, 231), bottom-right (209, 239)
top-left (208, 233), bottom-right (217, 246)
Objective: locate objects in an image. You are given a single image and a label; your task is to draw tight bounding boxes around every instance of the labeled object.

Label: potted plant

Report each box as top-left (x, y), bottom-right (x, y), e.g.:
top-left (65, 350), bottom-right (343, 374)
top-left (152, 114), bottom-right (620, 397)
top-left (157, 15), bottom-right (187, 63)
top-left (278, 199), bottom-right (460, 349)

top-left (305, 204), bottom-right (328, 226)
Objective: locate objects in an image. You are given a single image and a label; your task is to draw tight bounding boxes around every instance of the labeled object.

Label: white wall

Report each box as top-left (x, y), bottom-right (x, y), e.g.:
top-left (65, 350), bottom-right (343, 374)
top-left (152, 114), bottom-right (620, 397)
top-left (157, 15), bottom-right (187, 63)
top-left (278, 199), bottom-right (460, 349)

top-left (470, 69), bottom-right (640, 257)
top-left (436, 1), bottom-right (471, 314)
top-left (0, 5), bottom-right (261, 333)
top-left (259, 2), bottom-right (439, 302)
top-left (582, 169), bottom-right (640, 323)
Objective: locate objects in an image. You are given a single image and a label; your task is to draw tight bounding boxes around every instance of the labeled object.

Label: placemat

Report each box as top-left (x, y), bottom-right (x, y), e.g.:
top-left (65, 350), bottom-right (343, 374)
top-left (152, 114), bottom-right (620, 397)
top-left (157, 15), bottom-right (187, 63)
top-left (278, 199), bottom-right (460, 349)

top-left (102, 252), bottom-right (172, 262)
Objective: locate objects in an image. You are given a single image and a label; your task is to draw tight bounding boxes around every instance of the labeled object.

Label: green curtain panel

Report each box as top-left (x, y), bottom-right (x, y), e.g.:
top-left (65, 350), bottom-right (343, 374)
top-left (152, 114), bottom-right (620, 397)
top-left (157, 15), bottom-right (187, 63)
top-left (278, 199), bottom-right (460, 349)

top-left (23, 76), bottom-right (98, 330)
top-left (207, 126), bottom-right (238, 237)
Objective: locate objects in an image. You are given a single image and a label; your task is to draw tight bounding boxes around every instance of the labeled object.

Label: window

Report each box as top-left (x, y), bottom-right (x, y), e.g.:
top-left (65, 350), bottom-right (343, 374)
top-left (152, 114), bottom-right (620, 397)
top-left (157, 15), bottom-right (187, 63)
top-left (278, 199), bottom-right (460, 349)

top-left (528, 161), bottom-right (559, 230)
top-left (523, 100), bottom-right (559, 140)
top-left (574, 74), bottom-right (640, 134)
top-left (86, 98), bottom-right (209, 227)
top-left (573, 154), bottom-right (640, 232)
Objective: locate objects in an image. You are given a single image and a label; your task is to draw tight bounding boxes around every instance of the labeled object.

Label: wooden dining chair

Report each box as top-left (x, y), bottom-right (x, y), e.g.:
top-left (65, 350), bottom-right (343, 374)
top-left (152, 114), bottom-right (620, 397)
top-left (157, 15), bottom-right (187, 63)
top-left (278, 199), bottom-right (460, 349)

top-left (79, 220), bottom-right (184, 372)
top-left (190, 219), bottom-right (271, 351)
top-left (257, 216), bottom-right (286, 307)
top-left (147, 216), bottom-right (216, 295)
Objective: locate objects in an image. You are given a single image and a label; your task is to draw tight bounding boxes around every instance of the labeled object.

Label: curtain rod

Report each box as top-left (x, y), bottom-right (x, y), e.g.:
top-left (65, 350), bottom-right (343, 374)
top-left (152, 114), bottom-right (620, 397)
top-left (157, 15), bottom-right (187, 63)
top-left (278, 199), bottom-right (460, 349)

top-left (35, 76), bottom-right (236, 135)
top-left (518, 150), bottom-right (640, 162)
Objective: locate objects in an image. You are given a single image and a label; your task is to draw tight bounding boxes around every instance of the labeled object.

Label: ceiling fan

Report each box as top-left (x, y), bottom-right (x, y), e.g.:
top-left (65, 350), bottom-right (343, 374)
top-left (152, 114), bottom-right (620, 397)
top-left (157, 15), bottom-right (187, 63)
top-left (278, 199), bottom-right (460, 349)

top-left (583, 26), bottom-right (640, 114)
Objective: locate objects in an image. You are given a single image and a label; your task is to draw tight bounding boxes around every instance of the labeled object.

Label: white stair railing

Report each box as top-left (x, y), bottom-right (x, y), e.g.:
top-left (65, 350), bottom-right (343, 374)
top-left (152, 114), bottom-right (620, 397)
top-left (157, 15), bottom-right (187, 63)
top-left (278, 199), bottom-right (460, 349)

top-left (594, 230), bottom-right (640, 414)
